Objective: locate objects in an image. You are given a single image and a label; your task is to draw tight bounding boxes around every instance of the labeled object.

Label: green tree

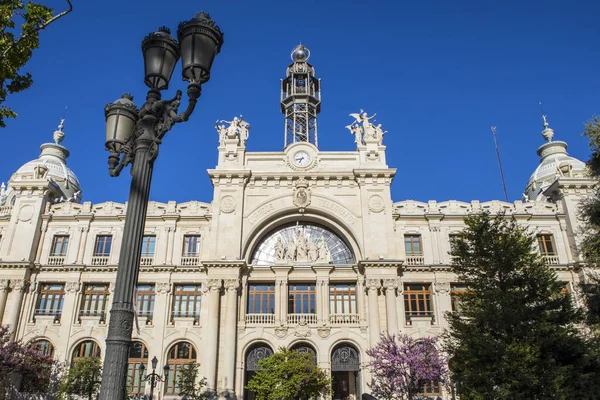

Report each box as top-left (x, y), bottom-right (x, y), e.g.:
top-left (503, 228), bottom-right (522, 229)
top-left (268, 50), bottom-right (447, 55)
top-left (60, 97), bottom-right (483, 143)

top-left (580, 116), bottom-right (600, 328)
top-left (58, 357), bottom-right (101, 400)
top-left (246, 348), bottom-right (330, 400)
top-left (0, 0), bottom-right (72, 128)
top-left (178, 363), bottom-right (209, 400)
top-left (444, 212), bottom-right (600, 400)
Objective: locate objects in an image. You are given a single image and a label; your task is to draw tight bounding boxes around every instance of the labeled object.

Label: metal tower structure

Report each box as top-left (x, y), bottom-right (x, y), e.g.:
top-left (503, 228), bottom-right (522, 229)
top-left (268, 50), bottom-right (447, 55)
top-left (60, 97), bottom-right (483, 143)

top-left (281, 44), bottom-right (321, 148)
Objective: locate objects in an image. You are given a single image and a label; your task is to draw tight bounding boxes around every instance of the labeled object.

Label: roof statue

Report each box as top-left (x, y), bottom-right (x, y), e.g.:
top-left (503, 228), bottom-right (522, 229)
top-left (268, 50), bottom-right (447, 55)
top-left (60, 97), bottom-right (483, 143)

top-left (216, 115), bottom-right (251, 146)
top-left (348, 110), bottom-right (386, 146)
top-left (53, 118), bottom-right (65, 145)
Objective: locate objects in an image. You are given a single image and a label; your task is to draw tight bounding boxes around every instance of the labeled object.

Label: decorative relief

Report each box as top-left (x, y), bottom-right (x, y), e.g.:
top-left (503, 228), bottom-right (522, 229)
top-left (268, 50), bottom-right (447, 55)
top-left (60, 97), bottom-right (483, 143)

top-left (366, 278), bottom-right (381, 290)
top-left (0, 279), bottom-right (9, 292)
top-left (220, 195), bottom-right (236, 214)
top-left (274, 226), bottom-right (331, 264)
top-left (294, 319), bottom-right (311, 338)
top-left (207, 279), bottom-right (222, 291)
top-left (435, 281), bottom-right (451, 294)
top-left (368, 195), bottom-right (385, 213)
top-left (224, 279), bottom-right (240, 291)
top-left (274, 325), bottom-right (288, 338)
top-left (156, 282), bottom-right (171, 294)
top-left (65, 281), bottom-right (80, 294)
top-left (18, 204), bottom-right (34, 222)
top-left (317, 326), bottom-right (331, 338)
top-left (293, 178), bottom-right (311, 211)
top-left (382, 278), bottom-right (398, 290)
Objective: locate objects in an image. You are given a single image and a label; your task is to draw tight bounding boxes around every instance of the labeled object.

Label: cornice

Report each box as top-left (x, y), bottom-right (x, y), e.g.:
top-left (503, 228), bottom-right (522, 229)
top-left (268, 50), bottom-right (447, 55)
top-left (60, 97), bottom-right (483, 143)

top-left (358, 260), bottom-right (403, 269)
top-left (0, 261), bottom-right (33, 270)
top-left (202, 260), bottom-right (246, 269)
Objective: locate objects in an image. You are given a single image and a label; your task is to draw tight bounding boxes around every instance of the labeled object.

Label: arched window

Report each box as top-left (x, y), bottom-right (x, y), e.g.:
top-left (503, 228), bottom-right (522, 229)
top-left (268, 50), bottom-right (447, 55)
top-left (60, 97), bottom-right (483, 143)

top-left (290, 342), bottom-right (317, 364)
top-left (244, 344), bottom-right (274, 400)
top-left (31, 339), bottom-right (54, 357)
top-left (165, 342), bottom-right (197, 395)
top-left (331, 344), bottom-right (361, 400)
top-left (251, 223), bottom-right (355, 266)
top-left (72, 340), bottom-right (101, 364)
top-left (127, 341), bottom-right (149, 395)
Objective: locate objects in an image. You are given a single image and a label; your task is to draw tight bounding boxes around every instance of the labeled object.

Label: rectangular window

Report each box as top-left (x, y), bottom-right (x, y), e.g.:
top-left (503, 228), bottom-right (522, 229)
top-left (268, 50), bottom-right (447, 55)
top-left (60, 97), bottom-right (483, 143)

top-left (50, 235), bottom-right (69, 256)
top-left (172, 284), bottom-right (202, 320)
top-left (35, 283), bottom-right (65, 317)
top-left (80, 283), bottom-right (110, 318)
top-left (329, 284), bottom-right (357, 314)
top-left (136, 284), bottom-right (155, 322)
top-left (247, 284), bottom-right (275, 314)
top-left (404, 234), bottom-right (423, 256)
top-left (288, 284), bottom-right (316, 314)
top-left (404, 283), bottom-right (433, 323)
top-left (419, 381), bottom-right (442, 396)
top-left (141, 235), bottom-right (156, 257)
top-left (537, 234), bottom-right (556, 255)
top-left (182, 235), bottom-right (201, 256)
top-left (450, 284), bottom-right (470, 313)
top-left (93, 235), bottom-right (112, 257)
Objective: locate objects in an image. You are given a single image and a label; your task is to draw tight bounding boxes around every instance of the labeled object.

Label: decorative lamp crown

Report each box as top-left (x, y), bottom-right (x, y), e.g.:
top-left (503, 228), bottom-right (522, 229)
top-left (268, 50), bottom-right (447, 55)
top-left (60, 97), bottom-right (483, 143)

top-left (141, 27), bottom-right (180, 90)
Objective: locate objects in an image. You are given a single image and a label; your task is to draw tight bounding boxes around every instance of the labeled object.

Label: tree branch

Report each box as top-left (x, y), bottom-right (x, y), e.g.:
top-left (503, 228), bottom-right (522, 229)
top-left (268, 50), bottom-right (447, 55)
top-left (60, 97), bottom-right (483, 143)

top-left (2, 0), bottom-right (73, 59)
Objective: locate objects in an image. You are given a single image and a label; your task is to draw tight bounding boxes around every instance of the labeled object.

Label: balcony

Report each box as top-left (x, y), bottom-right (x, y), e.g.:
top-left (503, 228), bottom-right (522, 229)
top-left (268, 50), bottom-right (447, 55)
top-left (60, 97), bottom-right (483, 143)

top-left (287, 313), bottom-right (317, 325)
top-left (79, 310), bottom-right (106, 324)
top-left (405, 311), bottom-right (434, 326)
top-left (171, 311), bottom-right (200, 325)
top-left (140, 257), bottom-right (154, 266)
top-left (329, 313), bottom-right (359, 324)
top-left (405, 256), bottom-right (424, 266)
top-left (543, 255), bottom-right (559, 265)
top-left (137, 311), bottom-right (154, 325)
top-left (47, 256), bottom-right (65, 266)
top-left (91, 256), bottom-right (109, 266)
top-left (245, 313), bottom-right (275, 325)
top-left (181, 255), bottom-right (200, 266)
top-left (34, 309), bottom-right (62, 323)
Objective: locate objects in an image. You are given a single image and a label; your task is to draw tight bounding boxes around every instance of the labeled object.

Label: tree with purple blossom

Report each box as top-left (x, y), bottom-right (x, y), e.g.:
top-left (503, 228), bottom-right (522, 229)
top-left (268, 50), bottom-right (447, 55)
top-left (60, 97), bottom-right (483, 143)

top-left (366, 334), bottom-right (448, 400)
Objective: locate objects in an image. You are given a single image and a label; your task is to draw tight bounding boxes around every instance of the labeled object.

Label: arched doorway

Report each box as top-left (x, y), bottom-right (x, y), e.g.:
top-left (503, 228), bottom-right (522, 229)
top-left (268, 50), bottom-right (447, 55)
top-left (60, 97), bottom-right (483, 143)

top-left (165, 341), bottom-right (197, 395)
top-left (290, 342), bottom-right (317, 364)
top-left (331, 344), bottom-right (361, 400)
top-left (71, 340), bottom-right (101, 364)
top-left (244, 344), bottom-right (273, 400)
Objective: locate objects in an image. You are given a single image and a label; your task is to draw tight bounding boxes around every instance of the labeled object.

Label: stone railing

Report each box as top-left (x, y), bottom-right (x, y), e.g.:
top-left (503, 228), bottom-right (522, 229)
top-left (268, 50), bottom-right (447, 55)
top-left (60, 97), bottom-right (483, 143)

top-left (405, 256), bottom-right (424, 266)
top-left (405, 311), bottom-right (434, 326)
top-left (287, 313), bottom-right (317, 325)
top-left (34, 309), bottom-right (62, 323)
top-left (140, 257), bottom-right (154, 266)
top-left (171, 311), bottom-right (200, 324)
top-left (91, 256), bottom-right (109, 266)
top-left (47, 256), bottom-right (65, 266)
top-left (543, 255), bottom-right (560, 265)
top-left (181, 255), bottom-right (200, 266)
top-left (0, 206), bottom-right (12, 215)
top-left (329, 313), bottom-right (359, 324)
top-left (245, 313), bottom-right (275, 324)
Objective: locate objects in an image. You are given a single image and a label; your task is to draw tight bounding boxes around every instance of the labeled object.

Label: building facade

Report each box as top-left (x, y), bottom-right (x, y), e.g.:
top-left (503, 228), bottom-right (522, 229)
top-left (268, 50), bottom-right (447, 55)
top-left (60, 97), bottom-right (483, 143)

top-left (0, 45), bottom-right (595, 400)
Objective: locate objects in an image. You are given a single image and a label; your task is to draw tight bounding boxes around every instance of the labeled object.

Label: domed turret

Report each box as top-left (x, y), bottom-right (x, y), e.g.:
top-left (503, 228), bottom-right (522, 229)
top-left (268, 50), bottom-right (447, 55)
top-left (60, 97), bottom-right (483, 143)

top-left (0, 119), bottom-right (82, 206)
top-left (524, 115), bottom-right (587, 201)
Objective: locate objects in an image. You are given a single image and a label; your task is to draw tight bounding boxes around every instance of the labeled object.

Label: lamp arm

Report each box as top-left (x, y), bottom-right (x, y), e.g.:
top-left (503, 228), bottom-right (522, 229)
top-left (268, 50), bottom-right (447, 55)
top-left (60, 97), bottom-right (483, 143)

top-left (177, 83), bottom-right (202, 123)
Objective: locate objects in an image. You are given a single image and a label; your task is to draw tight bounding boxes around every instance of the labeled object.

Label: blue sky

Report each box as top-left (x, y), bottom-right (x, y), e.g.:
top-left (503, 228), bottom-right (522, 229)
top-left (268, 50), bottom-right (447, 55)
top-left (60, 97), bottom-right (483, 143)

top-left (1, 0), bottom-right (599, 205)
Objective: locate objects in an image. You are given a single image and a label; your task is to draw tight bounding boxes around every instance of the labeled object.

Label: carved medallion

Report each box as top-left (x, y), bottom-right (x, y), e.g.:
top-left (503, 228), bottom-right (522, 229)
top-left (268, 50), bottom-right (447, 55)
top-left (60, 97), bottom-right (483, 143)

top-left (220, 195), bottom-right (236, 214)
top-left (18, 204), bottom-right (34, 222)
top-left (435, 281), bottom-right (451, 294)
top-left (368, 195), bottom-right (385, 213)
top-left (293, 178), bottom-right (311, 211)
top-left (275, 326), bottom-right (288, 338)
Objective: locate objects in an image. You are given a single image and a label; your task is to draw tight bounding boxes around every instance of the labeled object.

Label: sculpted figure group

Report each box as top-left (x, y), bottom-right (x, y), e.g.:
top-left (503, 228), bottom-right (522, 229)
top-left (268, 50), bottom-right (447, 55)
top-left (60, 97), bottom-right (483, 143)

top-left (215, 115), bottom-right (251, 146)
top-left (346, 109), bottom-right (386, 146)
top-left (274, 231), bottom-right (331, 264)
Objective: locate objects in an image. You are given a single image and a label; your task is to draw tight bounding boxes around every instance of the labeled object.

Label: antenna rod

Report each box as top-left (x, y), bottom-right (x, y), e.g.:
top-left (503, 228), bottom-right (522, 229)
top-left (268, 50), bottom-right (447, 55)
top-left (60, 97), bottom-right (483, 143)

top-left (491, 126), bottom-right (509, 202)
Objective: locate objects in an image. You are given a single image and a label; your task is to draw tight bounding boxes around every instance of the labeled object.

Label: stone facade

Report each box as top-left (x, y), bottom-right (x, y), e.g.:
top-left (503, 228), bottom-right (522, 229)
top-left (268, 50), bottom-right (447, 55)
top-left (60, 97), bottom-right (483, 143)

top-left (0, 45), bottom-right (595, 400)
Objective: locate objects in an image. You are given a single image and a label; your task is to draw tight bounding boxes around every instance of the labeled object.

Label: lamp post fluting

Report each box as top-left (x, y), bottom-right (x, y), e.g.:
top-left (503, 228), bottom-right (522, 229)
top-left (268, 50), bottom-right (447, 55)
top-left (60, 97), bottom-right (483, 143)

top-left (140, 356), bottom-right (169, 400)
top-left (98, 12), bottom-right (223, 400)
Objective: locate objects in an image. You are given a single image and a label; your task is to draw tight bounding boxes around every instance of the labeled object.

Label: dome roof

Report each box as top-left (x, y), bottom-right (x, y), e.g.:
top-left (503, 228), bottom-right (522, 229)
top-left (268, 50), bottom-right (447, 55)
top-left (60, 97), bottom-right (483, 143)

top-left (0, 120), bottom-right (82, 206)
top-left (524, 118), bottom-right (587, 201)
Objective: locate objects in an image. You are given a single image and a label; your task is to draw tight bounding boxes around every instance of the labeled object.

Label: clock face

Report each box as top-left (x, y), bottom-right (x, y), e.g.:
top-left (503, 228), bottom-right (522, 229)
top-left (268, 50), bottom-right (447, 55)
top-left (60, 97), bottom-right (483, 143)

top-left (293, 151), bottom-right (311, 167)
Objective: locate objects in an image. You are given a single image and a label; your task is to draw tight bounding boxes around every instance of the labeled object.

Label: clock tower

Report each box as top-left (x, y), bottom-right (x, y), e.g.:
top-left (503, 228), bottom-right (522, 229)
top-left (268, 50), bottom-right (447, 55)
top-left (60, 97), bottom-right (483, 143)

top-left (281, 44), bottom-right (321, 148)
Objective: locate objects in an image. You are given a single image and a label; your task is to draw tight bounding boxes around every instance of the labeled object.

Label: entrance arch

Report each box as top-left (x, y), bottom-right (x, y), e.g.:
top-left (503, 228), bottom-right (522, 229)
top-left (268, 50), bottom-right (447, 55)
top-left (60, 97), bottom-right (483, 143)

top-left (290, 342), bottom-right (317, 364)
top-left (331, 344), bottom-right (361, 400)
top-left (244, 343), bottom-right (274, 400)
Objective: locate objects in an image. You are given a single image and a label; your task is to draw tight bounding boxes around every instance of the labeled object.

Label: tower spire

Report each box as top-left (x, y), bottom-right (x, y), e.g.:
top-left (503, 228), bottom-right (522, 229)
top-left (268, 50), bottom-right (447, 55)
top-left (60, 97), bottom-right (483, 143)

top-left (281, 44), bottom-right (321, 148)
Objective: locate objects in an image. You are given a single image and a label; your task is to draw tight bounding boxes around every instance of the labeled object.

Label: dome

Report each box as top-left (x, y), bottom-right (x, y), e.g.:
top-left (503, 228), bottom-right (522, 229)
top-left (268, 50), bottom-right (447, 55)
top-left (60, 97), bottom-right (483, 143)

top-left (291, 44), bottom-right (310, 62)
top-left (524, 119), bottom-right (587, 201)
top-left (0, 120), bottom-right (82, 206)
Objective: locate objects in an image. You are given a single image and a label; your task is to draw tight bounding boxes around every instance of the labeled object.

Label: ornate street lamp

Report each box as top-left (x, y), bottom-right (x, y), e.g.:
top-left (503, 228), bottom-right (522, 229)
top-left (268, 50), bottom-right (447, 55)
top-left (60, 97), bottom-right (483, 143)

top-left (98, 12), bottom-right (223, 400)
top-left (140, 356), bottom-right (170, 400)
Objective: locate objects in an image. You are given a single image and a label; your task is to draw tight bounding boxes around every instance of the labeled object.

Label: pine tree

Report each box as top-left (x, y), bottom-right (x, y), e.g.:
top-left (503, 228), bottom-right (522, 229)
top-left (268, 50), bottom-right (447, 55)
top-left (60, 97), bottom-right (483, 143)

top-left (444, 212), bottom-right (600, 400)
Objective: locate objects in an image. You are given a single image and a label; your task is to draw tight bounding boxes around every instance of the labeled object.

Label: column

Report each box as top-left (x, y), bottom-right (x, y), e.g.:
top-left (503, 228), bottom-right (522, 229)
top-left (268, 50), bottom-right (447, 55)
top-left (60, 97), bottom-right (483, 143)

top-left (76, 225), bottom-right (90, 264)
top-left (6, 279), bottom-right (27, 337)
top-left (434, 281), bottom-right (452, 328)
top-left (238, 276), bottom-right (248, 326)
top-left (0, 279), bottom-right (9, 324)
top-left (318, 278), bottom-right (329, 325)
top-left (357, 277), bottom-right (367, 328)
top-left (222, 279), bottom-right (239, 395)
top-left (366, 278), bottom-right (381, 348)
top-left (278, 278), bottom-right (288, 325)
top-left (383, 279), bottom-right (398, 334)
top-left (205, 279), bottom-right (222, 393)
top-left (274, 279), bottom-right (281, 325)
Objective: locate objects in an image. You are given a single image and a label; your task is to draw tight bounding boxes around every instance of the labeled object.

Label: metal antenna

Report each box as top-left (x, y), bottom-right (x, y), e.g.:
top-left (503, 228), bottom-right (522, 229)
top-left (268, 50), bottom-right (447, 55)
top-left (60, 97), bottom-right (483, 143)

top-left (491, 126), bottom-right (509, 202)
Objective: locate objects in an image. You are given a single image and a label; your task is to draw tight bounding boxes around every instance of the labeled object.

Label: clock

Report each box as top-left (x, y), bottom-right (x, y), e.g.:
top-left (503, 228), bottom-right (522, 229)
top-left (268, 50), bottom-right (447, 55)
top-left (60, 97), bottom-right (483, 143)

top-left (293, 151), bottom-right (311, 167)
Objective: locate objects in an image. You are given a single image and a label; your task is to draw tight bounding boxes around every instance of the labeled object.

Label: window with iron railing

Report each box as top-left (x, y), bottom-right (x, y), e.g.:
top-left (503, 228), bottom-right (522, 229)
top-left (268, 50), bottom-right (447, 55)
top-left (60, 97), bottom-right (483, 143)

top-left (80, 283), bottom-right (109, 320)
top-left (136, 284), bottom-right (155, 324)
top-left (172, 284), bottom-right (202, 321)
top-left (35, 283), bottom-right (65, 320)
top-left (404, 283), bottom-right (433, 324)
top-left (329, 284), bottom-right (358, 324)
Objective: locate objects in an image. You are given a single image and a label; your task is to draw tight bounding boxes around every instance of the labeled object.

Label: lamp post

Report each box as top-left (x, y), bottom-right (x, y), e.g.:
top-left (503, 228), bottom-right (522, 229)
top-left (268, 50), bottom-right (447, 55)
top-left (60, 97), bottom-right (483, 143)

top-left (140, 356), bottom-right (169, 400)
top-left (98, 12), bottom-right (223, 400)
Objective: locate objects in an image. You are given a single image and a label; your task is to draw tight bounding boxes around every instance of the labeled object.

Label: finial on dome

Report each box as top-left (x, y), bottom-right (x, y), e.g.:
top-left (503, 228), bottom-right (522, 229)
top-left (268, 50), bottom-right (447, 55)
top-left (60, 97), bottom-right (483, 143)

top-left (539, 101), bottom-right (554, 142)
top-left (291, 44), bottom-right (310, 62)
top-left (53, 117), bottom-right (65, 145)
